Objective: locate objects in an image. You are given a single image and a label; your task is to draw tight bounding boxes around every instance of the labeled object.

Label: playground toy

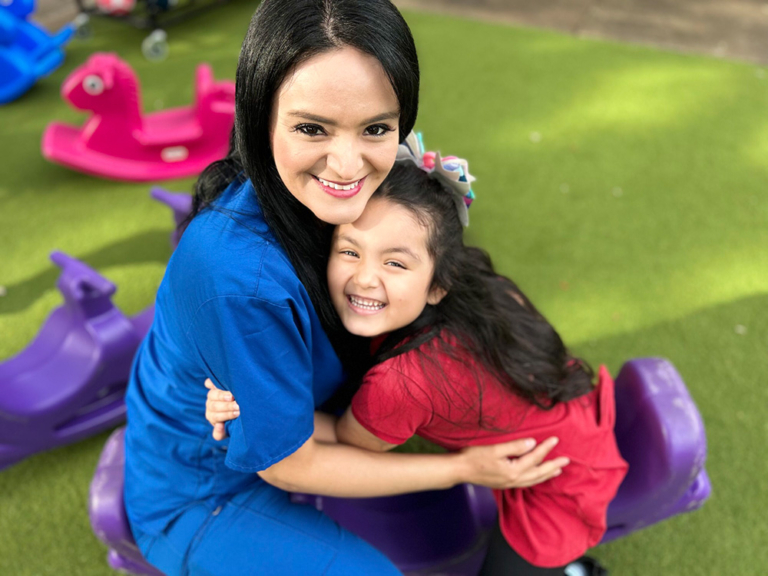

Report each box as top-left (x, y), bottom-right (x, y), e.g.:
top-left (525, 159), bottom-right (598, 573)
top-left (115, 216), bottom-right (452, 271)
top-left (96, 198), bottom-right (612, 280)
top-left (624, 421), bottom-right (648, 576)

top-left (0, 0), bottom-right (73, 104)
top-left (42, 53), bottom-right (234, 182)
top-left (95, 0), bottom-right (138, 17)
top-left (89, 358), bottom-right (711, 575)
top-left (72, 0), bottom-right (229, 61)
top-left (0, 189), bottom-right (192, 471)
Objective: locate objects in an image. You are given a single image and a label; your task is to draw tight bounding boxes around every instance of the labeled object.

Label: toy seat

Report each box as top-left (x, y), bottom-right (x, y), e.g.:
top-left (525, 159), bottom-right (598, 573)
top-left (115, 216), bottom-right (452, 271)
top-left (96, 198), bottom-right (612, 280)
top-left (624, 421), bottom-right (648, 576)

top-left (603, 358), bottom-right (711, 541)
top-left (0, 1), bottom-right (73, 104)
top-left (90, 427), bottom-right (163, 576)
top-left (89, 358), bottom-right (710, 575)
top-left (0, 252), bottom-right (150, 470)
top-left (42, 54), bottom-right (234, 181)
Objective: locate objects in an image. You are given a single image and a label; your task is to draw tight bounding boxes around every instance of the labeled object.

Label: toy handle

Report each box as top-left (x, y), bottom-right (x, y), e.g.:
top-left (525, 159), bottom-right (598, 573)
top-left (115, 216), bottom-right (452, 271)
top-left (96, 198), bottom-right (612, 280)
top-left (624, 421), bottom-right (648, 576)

top-left (50, 251), bottom-right (116, 308)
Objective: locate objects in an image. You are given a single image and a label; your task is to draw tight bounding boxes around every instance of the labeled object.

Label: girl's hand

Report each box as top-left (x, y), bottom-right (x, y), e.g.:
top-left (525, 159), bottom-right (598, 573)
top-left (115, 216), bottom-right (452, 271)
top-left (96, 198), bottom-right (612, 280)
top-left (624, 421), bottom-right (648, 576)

top-left (459, 437), bottom-right (568, 489)
top-left (204, 378), bottom-right (240, 441)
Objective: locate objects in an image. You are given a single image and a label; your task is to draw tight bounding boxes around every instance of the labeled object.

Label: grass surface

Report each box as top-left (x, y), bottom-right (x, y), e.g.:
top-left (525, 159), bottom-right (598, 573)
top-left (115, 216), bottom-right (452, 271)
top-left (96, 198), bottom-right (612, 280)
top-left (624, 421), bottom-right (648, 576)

top-left (1, 1), bottom-right (767, 574)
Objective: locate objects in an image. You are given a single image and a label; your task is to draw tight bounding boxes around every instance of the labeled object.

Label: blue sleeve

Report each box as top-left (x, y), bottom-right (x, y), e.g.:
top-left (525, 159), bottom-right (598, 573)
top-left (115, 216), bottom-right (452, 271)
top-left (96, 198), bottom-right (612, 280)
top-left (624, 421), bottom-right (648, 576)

top-left (189, 295), bottom-right (314, 472)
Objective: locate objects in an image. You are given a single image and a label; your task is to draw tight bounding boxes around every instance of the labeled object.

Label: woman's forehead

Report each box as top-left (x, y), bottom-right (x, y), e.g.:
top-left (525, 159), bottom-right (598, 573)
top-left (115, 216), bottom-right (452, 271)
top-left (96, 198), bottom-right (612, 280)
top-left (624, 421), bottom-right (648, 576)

top-left (275, 47), bottom-right (399, 125)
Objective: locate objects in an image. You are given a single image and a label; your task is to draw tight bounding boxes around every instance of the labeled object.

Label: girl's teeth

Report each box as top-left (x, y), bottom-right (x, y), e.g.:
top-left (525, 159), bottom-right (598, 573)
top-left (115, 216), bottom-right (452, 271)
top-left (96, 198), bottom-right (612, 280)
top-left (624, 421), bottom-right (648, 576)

top-left (318, 177), bottom-right (360, 191)
top-left (349, 296), bottom-right (385, 310)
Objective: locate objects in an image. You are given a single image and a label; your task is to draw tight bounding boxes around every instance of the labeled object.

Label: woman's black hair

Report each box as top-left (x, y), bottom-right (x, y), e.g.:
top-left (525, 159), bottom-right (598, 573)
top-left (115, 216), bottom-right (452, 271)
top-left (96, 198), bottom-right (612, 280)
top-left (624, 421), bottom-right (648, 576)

top-left (371, 162), bottom-right (595, 414)
top-left (187, 0), bottom-right (419, 375)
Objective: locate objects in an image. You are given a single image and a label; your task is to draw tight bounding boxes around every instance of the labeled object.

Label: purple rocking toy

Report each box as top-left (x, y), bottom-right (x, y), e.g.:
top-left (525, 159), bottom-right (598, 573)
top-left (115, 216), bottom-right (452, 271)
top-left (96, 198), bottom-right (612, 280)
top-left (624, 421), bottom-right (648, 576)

top-left (89, 358), bottom-right (711, 576)
top-left (0, 189), bottom-right (192, 471)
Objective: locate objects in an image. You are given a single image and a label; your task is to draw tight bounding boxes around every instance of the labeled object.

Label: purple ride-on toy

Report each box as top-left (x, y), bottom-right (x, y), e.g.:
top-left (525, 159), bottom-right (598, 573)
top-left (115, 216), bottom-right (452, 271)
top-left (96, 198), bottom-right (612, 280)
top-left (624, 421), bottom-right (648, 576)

top-left (0, 0), bottom-right (73, 104)
top-left (89, 358), bottom-right (711, 576)
top-left (0, 189), bottom-right (192, 471)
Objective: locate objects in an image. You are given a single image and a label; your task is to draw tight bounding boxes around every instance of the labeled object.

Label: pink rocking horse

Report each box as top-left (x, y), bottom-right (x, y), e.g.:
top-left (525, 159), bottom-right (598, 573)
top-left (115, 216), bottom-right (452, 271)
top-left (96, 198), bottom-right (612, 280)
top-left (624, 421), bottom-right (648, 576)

top-left (42, 53), bottom-right (234, 181)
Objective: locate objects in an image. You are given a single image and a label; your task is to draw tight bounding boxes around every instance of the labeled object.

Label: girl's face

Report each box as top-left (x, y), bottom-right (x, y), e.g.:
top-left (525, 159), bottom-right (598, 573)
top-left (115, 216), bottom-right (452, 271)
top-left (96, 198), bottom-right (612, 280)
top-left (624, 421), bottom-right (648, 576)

top-left (270, 47), bottom-right (401, 225)
top-left (327, 197), bottom-right (446, 337)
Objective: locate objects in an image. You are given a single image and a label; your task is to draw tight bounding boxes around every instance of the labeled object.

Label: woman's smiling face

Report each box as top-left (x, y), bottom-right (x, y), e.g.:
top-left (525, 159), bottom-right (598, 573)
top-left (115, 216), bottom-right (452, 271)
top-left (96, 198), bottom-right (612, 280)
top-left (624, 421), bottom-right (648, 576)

top-left (327, 197), bottom-right (446, 337)
top-left (270, 47), bottom-right (401, 225)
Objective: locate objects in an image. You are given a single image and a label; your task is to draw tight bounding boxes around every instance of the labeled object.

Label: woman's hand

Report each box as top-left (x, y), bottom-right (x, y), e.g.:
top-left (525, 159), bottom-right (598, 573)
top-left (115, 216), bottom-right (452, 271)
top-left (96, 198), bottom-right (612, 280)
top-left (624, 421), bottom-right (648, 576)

top-left (204, 379), bottom-right (239, 441)
top-left (458, 437), bottom-right (568, 489)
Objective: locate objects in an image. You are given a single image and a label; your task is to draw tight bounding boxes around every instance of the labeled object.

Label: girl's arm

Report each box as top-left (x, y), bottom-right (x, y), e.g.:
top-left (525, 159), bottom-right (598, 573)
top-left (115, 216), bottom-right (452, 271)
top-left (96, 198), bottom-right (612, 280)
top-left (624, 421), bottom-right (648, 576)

top-left (336, 408), bottom-right (398, 452)
top-left (205, 380), bottom-right (338, 444)
top-left (313, 411), bottom-right (339, 444)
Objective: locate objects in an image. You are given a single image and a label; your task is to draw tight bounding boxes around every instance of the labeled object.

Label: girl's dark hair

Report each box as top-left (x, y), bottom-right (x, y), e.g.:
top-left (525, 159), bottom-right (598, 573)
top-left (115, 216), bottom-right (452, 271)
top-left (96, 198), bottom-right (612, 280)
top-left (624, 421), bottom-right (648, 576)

top-left (372, 162), bottom-right (595, 413)
top-left (187, 0), bottom-right (419, 374)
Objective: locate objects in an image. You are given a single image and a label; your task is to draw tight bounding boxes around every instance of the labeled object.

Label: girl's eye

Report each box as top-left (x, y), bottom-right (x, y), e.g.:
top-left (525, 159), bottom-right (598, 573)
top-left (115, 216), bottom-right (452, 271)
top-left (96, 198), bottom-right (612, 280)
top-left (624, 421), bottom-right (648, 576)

top-left (340, 250), bottom-right (359, 258)
top-left (364, 124), bottom-right (394, 137)
top-left (385, 261), bottom-right (406, 269)
top-left (296, 124), bottom-right (326, 137)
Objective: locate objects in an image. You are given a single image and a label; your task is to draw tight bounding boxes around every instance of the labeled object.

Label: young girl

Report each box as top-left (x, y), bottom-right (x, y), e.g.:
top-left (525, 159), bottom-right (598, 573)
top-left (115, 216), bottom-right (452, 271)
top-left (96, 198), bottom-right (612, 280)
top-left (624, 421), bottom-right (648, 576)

top-left (207, 133), bottom-right (628, 575)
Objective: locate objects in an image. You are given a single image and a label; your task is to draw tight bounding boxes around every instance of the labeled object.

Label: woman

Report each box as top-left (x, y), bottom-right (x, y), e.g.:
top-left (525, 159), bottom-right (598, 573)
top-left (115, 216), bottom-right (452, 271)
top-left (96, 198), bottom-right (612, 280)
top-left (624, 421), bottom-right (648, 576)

top-left (124, 1), bottom-right (569, 574)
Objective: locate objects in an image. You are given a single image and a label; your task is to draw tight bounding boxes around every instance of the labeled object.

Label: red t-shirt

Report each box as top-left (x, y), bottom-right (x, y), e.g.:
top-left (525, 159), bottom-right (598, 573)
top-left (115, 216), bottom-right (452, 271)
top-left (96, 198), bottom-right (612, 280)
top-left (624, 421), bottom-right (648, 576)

top-left (350, 337), bottom-right (629, 567)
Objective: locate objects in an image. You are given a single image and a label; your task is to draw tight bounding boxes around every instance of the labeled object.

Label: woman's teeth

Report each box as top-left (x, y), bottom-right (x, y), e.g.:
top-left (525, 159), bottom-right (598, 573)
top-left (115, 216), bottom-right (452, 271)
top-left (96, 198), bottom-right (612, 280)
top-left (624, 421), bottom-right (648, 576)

top-left (349, 295), bottom-right (385, 310)
top-left (318, 177), bottom-right (360, 191)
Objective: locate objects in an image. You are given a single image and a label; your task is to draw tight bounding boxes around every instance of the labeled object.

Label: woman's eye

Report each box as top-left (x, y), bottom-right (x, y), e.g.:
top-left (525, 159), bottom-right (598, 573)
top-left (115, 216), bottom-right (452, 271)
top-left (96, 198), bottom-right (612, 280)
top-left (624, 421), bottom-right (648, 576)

top-left (340, 250), bottom-right (358, 257)
top-left (364, 124), bottom-right (392, 137)
top-left (296, 124), bottom-right (325, 137)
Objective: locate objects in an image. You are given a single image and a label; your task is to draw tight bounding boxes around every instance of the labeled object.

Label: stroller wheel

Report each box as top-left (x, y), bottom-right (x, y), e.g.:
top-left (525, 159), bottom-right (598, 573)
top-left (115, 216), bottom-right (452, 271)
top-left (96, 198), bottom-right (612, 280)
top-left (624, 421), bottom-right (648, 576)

top-left (564, 556), bottom-right (609, 576)
top-left (142, 29), bottom-right (169, 61)
top-left (73, 13), bottom-right (93, 40)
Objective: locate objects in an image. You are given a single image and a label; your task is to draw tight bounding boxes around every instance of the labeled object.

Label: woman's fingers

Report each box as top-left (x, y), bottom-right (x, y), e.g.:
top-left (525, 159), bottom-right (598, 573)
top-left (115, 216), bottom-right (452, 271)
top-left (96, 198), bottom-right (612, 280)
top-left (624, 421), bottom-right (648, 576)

top-left (511, 456), bottom-right (570, 488)
top-left (461, 436), bottom-right (570, 489)
top-left (503, 437), bottom-right (569, 488)
top-left (508, 437), bottom-right (560, 467)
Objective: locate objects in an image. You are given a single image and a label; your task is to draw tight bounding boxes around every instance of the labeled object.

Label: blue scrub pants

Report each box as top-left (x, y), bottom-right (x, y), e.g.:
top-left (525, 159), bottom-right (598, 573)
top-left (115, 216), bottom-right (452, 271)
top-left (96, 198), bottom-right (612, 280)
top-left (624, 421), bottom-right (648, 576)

top-left (136, 482), bottom-right (403, 575)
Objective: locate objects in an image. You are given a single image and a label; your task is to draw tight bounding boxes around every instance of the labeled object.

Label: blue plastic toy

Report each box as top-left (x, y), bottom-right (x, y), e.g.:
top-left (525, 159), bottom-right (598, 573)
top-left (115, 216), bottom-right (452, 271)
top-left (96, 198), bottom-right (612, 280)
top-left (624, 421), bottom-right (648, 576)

top-left (0, 0), bottom-right (74, 104)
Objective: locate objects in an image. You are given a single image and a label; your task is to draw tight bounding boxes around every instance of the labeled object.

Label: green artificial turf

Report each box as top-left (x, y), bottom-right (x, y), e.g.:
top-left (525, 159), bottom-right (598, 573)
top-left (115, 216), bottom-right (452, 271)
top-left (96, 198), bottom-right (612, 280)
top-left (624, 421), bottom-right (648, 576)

top-left (1, 2), bottom-right (767, 574)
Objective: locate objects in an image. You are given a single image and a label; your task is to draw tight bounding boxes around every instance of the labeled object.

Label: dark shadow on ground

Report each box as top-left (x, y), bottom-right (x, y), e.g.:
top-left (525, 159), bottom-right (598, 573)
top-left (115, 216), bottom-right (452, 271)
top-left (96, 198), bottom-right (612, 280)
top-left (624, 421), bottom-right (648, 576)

top-left (0, 230), bottom-right (171, 316)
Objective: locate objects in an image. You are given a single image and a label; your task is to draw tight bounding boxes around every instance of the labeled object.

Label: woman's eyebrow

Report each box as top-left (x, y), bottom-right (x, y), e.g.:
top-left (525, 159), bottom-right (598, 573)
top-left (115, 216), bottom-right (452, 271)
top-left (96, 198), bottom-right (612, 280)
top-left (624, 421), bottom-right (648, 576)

top-left (287, 111), bottom-right (399, 127)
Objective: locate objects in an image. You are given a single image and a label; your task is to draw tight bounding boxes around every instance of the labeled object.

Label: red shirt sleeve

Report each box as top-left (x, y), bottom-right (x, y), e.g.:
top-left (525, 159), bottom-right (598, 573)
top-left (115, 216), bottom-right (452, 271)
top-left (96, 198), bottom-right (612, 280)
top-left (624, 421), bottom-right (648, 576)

top-left (350, 360), bottom-right (434, 445)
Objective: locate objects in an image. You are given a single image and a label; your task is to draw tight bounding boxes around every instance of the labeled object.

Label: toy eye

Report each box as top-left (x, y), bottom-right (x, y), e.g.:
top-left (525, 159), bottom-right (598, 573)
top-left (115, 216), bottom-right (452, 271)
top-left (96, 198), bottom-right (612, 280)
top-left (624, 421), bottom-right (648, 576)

top-left (83, 75), bottom-right (105, 96)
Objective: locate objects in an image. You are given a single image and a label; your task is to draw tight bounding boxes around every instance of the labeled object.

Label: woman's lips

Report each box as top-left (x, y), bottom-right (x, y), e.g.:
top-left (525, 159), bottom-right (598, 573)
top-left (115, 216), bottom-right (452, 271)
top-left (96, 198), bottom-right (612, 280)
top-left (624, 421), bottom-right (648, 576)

top-left (313, 175), bottom-right (366, 198)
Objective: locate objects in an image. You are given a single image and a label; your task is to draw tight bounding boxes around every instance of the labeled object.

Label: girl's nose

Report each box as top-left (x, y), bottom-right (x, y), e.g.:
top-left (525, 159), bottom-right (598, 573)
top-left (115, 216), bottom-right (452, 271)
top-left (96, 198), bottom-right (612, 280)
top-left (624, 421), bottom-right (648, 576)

top-left (327, 137), bottom-right (364, 181)
top-left (354, 263), bottom-right (380, 289)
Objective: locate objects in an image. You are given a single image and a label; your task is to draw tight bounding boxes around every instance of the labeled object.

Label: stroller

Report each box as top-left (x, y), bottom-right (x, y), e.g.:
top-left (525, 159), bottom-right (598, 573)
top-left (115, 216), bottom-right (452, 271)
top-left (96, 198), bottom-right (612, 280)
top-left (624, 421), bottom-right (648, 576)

top-left (72, 0), bottom-right (228, 60)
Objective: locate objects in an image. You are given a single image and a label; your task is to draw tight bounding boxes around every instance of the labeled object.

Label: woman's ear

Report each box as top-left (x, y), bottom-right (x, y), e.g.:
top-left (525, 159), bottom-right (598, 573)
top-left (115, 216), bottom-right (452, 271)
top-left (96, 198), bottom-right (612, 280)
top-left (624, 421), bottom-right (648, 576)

top-left (427, 285), bottom-right (447, 305)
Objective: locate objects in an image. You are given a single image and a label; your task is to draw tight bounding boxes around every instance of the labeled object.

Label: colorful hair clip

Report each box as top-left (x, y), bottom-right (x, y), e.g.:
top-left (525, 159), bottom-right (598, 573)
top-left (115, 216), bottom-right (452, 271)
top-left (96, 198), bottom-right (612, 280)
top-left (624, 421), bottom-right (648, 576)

top-left (396, 131), bottom-right (476, 226)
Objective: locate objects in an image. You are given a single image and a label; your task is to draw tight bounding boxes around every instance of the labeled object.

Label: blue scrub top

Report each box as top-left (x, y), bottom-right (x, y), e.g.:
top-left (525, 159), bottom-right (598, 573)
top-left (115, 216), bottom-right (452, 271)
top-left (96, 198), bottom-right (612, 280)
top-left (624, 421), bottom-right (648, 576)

top-left (124, 178), bottom-right (345, 539)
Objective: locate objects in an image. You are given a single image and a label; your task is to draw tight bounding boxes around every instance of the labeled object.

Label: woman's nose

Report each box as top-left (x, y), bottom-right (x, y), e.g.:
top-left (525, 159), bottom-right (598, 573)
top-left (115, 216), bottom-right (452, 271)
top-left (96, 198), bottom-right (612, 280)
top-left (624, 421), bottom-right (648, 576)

top-left (327, 137), bottom-right (364, 180)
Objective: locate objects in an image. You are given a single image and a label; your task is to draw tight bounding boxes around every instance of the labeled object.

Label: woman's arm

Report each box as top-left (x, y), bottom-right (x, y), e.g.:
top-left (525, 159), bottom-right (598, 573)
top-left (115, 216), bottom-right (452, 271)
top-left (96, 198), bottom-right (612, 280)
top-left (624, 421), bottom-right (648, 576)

top-left (206, 379), bottom-right (568, 496)
top-left (259, 432), bottom-right (565, 497)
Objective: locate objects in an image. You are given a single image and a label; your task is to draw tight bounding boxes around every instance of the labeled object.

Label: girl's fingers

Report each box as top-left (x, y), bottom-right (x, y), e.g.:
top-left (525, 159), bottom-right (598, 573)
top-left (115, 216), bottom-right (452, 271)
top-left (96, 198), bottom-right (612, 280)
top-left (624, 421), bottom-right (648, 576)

top-left (204, 379), bottom-right (234, 400)
top-left (212, 423), bottom-right (227, 441)
top-left (208, 400), bottom-right (240, 414)
top-left (206, 408), bottom-right (240, 424)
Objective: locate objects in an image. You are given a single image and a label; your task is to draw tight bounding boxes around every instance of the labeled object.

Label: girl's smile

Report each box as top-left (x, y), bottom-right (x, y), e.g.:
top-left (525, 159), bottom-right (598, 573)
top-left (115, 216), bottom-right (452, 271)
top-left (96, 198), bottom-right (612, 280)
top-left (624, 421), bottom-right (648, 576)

top-left (346, 294), bottom-right (387, 314)
top-left (327, 197), bottom-right (445, 337)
